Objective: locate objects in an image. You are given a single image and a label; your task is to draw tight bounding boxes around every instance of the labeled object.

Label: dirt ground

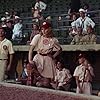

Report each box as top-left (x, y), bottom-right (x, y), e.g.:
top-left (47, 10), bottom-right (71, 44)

top-left (0, 85), bottom-right (87, 100)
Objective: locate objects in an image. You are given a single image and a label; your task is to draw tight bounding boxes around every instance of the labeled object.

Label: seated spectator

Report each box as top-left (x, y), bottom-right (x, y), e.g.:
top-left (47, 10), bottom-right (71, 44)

top-left (32, 0), bottom-right (47, 22)
top-left (70, 27), bottom-right (84, 45)
top-left (4, 19), bottom-right (13, 40)
top-left (53, 60), bottom-right (72, 91)
top-left (12, 16), bottom-right (23, 41)
top-left (18, 62), bottom-right (40, 86)
top-left (71, 13), bottom-right (78, 27)
top-left (75, 8), bottom-right (95, 33)
top-left (34, 0), bottom-right (47, 14)
top-left (69, 26), bottom-right (78, 38)
top-left (67, 13), bottom-right (78, 43)
top-left (82, 25), bottom-right (96, 44)
top-left (30, 24), bottom-right (40, 41)
top-left (17, 61), bottom-right (31, 85)
top-left (1, 17), bottom-right (7, 28)
top-left (5, 12), bottom-right (11, 20)
top-left (67, 27), bottom-right (78, 44)
top-left (69, 13), bottom-right (78, 37)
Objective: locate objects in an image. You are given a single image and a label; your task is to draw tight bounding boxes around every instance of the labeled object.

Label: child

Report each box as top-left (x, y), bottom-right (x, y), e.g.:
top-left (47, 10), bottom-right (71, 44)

top-left (18, 62), bottom-right (34, 85)
top-left (54, 61), bottom-right (72, 91)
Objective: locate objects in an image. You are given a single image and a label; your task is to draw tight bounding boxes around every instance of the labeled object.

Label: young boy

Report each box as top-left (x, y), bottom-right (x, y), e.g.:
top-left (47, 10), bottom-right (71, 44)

top-left (54, 61), bottom-right (72, 91)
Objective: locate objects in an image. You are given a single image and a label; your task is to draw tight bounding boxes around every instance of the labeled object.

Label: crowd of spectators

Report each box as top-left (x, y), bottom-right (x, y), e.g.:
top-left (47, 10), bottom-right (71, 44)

top-left (0, 1), bottom-right (97, 45)
top-left (0, 10), bottom-right (23, 44)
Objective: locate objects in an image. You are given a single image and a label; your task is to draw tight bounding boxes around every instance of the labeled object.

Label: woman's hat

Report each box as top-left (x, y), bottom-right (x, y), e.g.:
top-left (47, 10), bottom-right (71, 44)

top-left (41, 21), bottom-right (51, 30)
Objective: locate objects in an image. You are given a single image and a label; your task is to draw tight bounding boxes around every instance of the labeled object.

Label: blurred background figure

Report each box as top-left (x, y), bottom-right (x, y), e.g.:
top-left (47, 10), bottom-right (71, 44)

top-left (30, 24), bottom-right (40, 42)
top-left (54, 60), bottom-right (72, 91)
top-left (70, 27), bottom-right (84, 45)
top-left (83, 3), bottom-right (91, 17)
top-left (82, 25), bottom-right (96, 44)
top-left (32, 0), bottom-right (47, 22)
top-left (75, 8), bottom-right (95, 33)
top-left (12, 16), bottom-right (23, 41)
top-left (5, 12), bottom-right (11, 20)
top-left (4, 19), bottom-right (13, 41)
top-left (1, 17), bottom-right (7, 28)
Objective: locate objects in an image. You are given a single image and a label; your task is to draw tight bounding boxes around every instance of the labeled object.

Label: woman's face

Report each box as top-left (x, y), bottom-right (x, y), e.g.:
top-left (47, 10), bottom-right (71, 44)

top-left (41, 27), bottom-right (51, 36)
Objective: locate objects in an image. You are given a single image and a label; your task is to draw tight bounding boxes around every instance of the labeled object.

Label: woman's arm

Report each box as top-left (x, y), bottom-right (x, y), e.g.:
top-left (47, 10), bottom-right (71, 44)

top-left (28, 45), bottom-right (35, 64)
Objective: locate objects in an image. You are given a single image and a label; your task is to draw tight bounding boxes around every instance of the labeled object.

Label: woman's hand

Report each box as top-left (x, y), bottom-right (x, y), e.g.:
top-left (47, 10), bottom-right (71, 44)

top-left (29, 60), bottom-right (35, 65)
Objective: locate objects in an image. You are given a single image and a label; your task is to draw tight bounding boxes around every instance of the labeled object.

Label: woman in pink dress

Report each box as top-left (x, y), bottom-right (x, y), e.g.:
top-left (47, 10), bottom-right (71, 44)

top-left (28, 21), bottom-right (62, 87)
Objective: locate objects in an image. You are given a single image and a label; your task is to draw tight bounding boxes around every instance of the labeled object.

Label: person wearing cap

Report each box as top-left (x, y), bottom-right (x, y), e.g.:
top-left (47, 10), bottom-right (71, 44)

top-left (0, 27), bottom-right (14, 81)
top-left (28, 21), bottom-right (62, 88)
top-left (12, 16), bottom-right (23, 41)
top-left (73, 53), bottom-right (94, 95)
top-left (74, 8), bottom-right (95, 33)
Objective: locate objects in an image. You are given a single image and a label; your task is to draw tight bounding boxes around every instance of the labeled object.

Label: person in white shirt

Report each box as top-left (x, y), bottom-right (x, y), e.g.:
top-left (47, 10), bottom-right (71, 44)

top-left (32, 0), bottom-right (47, 20)
top-left (73, 53), bottom-right (94, 95)
top-left (12, 16), bottom-right (23, 40)
top-left (34, 0), bottom-right (47, 12)
top-left (0, 27), bottom-right (14, 81)
top-left (75, 8), bottom-right (95, 33)
top-left (54, 61), bottom-right (72, 91)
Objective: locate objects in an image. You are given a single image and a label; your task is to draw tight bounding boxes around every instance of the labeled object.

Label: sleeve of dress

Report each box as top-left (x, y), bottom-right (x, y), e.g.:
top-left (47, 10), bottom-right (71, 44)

top-left (53, 38), bottom-right (62, 51)
top-left (30, 34), bottom-right (41, 46)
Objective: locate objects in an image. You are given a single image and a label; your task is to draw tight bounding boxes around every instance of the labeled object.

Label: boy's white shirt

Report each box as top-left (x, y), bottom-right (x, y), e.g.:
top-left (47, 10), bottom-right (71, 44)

top-left (55, 68), bottom-right (72, 86)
